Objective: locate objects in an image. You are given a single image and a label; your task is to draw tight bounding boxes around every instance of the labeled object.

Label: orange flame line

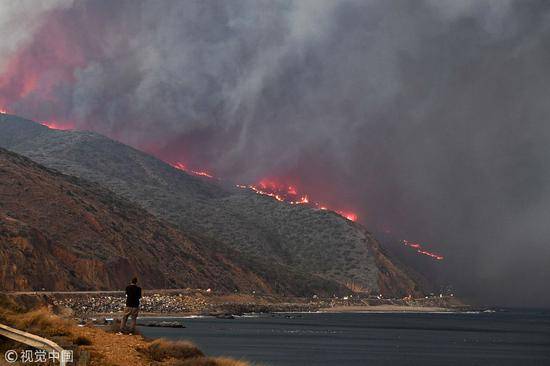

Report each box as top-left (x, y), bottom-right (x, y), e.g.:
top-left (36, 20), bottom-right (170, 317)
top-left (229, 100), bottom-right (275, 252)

top-left (402, 239), bottom-right (444, 260)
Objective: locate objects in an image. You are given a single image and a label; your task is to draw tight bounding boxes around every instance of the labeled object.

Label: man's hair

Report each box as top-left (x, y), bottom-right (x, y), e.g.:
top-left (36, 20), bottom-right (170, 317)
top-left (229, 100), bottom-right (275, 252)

top-left (131, 277), bottom-right (138, 284)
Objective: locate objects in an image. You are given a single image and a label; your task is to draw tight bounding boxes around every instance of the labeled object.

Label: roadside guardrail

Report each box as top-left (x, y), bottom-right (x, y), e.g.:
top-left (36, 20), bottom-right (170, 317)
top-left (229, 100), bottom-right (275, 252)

top-left (0, 323), bottom-right (68, 365)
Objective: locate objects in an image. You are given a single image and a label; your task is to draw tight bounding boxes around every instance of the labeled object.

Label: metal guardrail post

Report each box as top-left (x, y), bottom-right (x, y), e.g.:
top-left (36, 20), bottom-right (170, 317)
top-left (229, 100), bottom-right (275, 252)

top-left (0, 323), bottom-right (67, 365)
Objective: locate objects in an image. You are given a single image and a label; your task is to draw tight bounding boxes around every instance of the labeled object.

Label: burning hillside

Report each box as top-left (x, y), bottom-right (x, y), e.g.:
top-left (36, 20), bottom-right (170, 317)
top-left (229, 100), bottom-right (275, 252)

top-left (0, 107), bottom-right (73, 130)
top-left (0, 110), bottom-right (444, 262)
top-left (40, 120), bottom-right (73, 130)
top-left (172, 162), bottom-right (215, 179)
top-left (0, 114), bottom-right (430, 296)
top-left (241, 180), bottom-right (359, 222)
top-left (171, 160), bottom-right (442, 260)
top-left (402, 240), bottom-right (444, 261)
top-left (172, 162), bottom-right (359, 222)
top-left (1, 147), bottom-right (335, 293)
top-left (37, 113), bottom-right (74, 131)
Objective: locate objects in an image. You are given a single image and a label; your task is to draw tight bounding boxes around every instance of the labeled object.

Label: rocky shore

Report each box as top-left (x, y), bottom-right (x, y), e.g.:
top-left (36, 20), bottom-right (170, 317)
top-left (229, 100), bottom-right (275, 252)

top-left (47, 289), bottom-right (464, 320)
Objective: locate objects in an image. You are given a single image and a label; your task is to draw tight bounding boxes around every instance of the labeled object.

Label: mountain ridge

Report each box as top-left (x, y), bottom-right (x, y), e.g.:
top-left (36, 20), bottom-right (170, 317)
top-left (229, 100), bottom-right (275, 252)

top-left (0, 114), bottom-right (424, 297)
top-left (0, 146), bottom-right (348, 295)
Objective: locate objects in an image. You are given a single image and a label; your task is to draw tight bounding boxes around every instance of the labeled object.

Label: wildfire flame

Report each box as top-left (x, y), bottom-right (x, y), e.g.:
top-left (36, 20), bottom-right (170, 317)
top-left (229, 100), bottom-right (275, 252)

top-left (0, 106), bottom-right (73, 130)
top-left (0, 102), bottom-right (75, 130)
top-left (172, 162), bottom-right (214, 179)
top-left (40, 120), bottom-right (73, 130)
top-left (338, 211), bottom-right (358, 222)
top-left (237, 179), bottom-right (357, 221)
top-left (246, 180), bottom-right (311, 205)
top-left (4, 116), bottom-right (442, 260)
top-left (402, 239), bottom-right (444, 260)
top-left (171, 165), bottom-right (358, 222)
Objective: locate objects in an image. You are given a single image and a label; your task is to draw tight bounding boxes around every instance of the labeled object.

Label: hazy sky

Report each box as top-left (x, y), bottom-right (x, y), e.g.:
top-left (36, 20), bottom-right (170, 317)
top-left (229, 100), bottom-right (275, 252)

top-left (1, 0), bottom-right (549, 306)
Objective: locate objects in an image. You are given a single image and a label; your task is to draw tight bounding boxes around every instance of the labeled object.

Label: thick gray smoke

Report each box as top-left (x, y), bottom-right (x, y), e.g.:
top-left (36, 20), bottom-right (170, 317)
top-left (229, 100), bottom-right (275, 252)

top-left (2, 0), bottom-right (550, 306)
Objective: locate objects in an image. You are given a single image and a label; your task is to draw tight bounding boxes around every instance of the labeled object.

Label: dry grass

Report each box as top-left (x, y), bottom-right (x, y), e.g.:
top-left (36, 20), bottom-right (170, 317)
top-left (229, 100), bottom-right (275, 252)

top-left (170, 357), bottom-right (251, 366)
top-left (142, 338), bottom-right (205, 361)
top-left (3, 307), bottom-right (73, 337)
top-left (139, 339), bottom-right (253, 366)
top-left (73, 335), bottom-right (93, 345)
top-left (0, 303), bottom-right (250, 366)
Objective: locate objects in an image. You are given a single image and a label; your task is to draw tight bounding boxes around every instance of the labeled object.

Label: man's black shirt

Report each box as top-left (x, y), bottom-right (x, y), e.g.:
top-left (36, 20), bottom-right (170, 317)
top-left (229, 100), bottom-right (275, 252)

top-left (125, 284), bottom-right (142, 308)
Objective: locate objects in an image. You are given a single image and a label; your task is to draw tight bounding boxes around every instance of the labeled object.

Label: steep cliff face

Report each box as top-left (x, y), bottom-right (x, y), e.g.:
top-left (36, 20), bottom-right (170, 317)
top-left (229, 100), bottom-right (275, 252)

top-left (0, 148), bottom-right (346, 294)
top-left (363, 232), bottom-right (421, 296)
top-left (0, 114), bottom-right (425, 297)
top-left (0, 215), bottom-right (65, 291)
top-left (0, 214), bottom-right (117, 291)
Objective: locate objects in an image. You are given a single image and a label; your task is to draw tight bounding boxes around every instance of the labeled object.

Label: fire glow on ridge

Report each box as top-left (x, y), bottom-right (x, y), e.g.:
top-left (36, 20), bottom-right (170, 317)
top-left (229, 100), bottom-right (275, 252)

top-left (171, 163), bottom-right (442, 260)
top-left (0, 106), bottom-right (73, 131)
top-left (1, 114), bottom-right (443, 261)
top-left (40, 120), bottom-right (73, 130)
top-left (239, 179), bottom-right (358, 221)
top-left (402, 239), bottom-right (444, 260)
top-left (172, 162), bottom-right (214, 179)
top-left (172, 163), bottom-right (358, 222)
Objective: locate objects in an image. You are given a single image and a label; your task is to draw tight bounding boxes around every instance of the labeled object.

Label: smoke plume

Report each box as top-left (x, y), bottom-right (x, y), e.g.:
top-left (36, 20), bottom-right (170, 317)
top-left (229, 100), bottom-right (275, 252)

top-left (1, 0), bottom-right (549, 306)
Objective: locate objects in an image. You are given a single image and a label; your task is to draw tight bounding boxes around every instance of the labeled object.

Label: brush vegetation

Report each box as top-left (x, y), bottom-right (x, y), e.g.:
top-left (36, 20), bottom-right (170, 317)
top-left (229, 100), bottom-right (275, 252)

top-left (0, 115), bottom-right (424, 297)
top-left (140, 339), bottom-right (204, 361)
top-left (0, 298), bottom-right (251, 366)
top-left (138, 339), bottom-right (253, 365)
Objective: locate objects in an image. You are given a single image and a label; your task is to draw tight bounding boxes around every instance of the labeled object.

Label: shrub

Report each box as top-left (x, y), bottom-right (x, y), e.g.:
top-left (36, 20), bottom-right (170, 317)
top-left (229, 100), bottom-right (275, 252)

top-left (144, 339), bottom-right (204, 361)
top-left (171, 357), bottom-right (250, 366)
top-left (74, 336), bottom-right (92, 345)
top-left (10, 308), bottom-right (72, 336)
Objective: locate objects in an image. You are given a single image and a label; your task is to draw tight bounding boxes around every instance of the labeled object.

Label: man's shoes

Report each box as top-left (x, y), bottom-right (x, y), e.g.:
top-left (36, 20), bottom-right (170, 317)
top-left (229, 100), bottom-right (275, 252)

top-left (116, 332), bottom-right (123, 335)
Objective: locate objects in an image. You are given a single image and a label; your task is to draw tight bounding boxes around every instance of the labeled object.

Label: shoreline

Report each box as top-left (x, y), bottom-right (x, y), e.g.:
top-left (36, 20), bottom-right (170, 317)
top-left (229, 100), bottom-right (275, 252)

top-left (318, 305), bottom-right (454, 313)
top-left (96, 304), bottom-right (462, 320)
top-left (4, 290), bottom-right (466, 319)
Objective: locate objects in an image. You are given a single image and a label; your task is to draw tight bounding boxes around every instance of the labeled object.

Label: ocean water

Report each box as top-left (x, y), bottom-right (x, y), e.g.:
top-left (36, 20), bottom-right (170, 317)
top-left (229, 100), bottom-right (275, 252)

top-left (138, 310), bottom-right (550, 366)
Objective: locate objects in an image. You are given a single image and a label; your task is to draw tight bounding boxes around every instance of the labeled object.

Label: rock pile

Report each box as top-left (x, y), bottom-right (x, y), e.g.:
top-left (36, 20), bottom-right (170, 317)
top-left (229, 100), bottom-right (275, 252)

top-left (52, 292), bottom-right (459, 318)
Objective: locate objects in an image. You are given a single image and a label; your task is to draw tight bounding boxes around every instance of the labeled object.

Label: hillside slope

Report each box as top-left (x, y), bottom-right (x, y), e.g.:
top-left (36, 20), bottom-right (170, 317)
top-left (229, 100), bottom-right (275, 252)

top-left (0, 114), bottom-right (422, 296)
top-left (0, 147), bottom-right (347, 294)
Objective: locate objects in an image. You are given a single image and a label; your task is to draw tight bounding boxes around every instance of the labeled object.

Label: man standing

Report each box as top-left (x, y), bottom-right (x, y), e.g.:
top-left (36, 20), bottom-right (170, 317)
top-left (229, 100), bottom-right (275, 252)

top-left (119, 277), bottom-right (141, 334)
